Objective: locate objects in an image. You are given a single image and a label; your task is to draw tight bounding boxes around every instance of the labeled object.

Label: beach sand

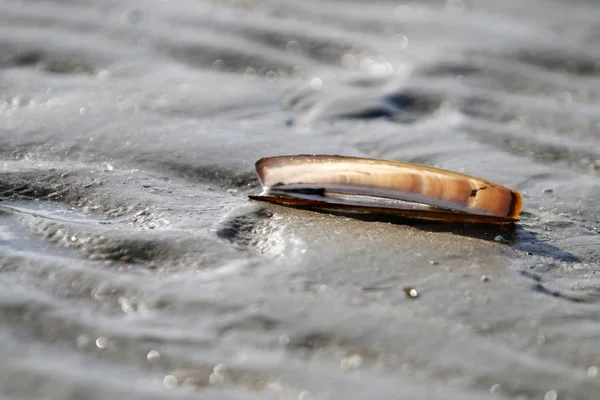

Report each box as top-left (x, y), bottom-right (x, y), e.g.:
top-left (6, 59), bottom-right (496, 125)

top-left (1, 0), bottom-right (600, 398)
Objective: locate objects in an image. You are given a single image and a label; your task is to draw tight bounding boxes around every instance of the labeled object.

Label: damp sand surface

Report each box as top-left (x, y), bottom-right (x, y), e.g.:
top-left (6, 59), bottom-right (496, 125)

top-left (1, 0), bottom-right (600, 399)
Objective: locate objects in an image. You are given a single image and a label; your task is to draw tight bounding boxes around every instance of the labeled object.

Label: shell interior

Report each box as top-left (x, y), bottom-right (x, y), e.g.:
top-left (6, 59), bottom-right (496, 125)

top-left (266, 186), bottom-right (449, 213)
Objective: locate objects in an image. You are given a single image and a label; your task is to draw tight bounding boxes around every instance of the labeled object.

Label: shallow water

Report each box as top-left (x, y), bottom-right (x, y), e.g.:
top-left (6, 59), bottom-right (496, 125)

top-left (1, 0), bottom-right (600, 399)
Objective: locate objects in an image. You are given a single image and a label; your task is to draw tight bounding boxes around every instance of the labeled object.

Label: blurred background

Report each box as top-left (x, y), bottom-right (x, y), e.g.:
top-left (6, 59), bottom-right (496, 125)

top-left (1, 0), bottom-right (600, 399)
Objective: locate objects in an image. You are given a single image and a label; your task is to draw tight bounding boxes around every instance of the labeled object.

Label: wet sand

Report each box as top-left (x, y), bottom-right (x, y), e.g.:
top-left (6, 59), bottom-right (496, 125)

top-left (1, 0), bottom-right (600, 399)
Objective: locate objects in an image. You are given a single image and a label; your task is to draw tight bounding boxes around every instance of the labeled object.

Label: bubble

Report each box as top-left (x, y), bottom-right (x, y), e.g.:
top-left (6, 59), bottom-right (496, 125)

top-left (394, 34), bottom-right (409, 49)
top-left (489, 384), bottom-right (501, 394)
top-left (559, 92), bottom-right (572, 103)
top-left (394, 4), bottom-right (412, 17)
top-left (340, 53), bottom-right (356, 68)
top-left (79, 108), bottom-right (86, 115)
top-left (95, 337), bottom-right (108, 349)
top-left (298, 391), bottom-right (314, 400)
top-left (213, 364), bottom-right (227, 375)
top-left (244, 67), bottom-right (257, 80)
top-left (76, 335), bottom-right (89, 350)
top-left (212, 59), bottom-right (225, 70)
top-left (147, 350), bottom-right (160, 361)
top-left (544, 390), bottom-right (558, 400)
top-left (309, 78), bottom-right (323, 90)
top-left (537, 335), bottom-right (546, 345)
top-left (163, 375), bottom-right (178, 389)
top-left (587, 366), bottom-right (598, 376)
top-left (367, 63), bottom-right (388, 76)
top-left (278, 335), bottom-right (291, 345)
top-left (285, 41), bottom-right (301, 53)
top-left (265, 70), bottom-right (278, 83)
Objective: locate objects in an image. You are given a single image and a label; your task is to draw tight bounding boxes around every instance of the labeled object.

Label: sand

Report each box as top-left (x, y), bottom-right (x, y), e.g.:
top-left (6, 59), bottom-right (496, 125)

top-left (1, 0), bottom-right (600, 399)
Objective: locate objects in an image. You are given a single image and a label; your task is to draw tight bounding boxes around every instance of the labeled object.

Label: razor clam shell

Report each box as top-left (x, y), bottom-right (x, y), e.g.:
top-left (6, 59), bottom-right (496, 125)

top-left (253, 155), bottom-right (522, 220)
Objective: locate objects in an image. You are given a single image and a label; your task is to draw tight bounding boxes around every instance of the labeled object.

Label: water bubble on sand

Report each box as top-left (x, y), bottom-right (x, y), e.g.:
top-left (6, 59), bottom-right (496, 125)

top-left (544, 390), bottom-right (558, 400)
top-left (341, 53), bottom-right (356, 68)
top-left (212, 59), bottom-right (225, 70)
top-left (244, 67), bottom-right (257, 80)
top-left (309, 78), bottom-right (323, 90)
top-left (394, 34), bottom-right (409, 49)
top-left (537, 335), bottom-right (546, 345)
top-left (298, 391), bottom-right (314, 400)
top-left (76, 335), bottom-right (89, 350)
top-left (213, 364), bottom-right (227, 375)
top-left (394, 5), bottom-right (412, 18)
top-left (163, 374), bottom-right (178, 388)
top-left (265, 70), bottom-right (278, 83)
top-left (278, 334), bottom-right (291, 345)
top-left (559, 92), bottom-right (573, 103)
top-left (147, 350), bottom-right (160, 361)
top-left (285, 41), bottom-right (301, 53)
top-left (95, 337), bottom-right (108, 349)
top-left (367, 63), bottom-right (388, 76)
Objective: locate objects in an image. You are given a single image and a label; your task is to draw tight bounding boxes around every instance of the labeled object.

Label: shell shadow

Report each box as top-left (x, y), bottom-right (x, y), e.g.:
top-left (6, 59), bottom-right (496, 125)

top-left (260, 205), bottom-right (580, 263)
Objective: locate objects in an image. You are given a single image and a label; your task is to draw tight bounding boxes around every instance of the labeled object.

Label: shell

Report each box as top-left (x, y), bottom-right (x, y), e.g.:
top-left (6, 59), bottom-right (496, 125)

top-left (249, 155), bottom-right (522, 224)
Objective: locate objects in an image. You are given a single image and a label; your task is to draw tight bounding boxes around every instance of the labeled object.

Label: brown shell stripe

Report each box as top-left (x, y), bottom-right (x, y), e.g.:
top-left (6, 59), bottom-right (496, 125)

top-left (255, 155), bottom-right (522, 219)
